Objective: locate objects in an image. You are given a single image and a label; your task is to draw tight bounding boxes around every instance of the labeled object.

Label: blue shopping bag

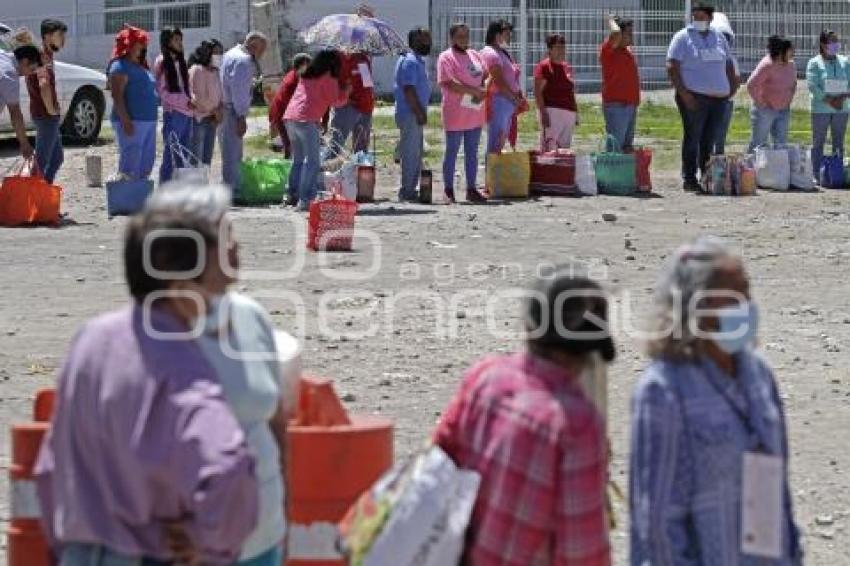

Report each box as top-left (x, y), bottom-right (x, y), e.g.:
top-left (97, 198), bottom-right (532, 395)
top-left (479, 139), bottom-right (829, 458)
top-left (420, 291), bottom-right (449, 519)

top-left (819, 153), bottom-right (844, 189)
top-left (106, 179), bottom-right (154, 217)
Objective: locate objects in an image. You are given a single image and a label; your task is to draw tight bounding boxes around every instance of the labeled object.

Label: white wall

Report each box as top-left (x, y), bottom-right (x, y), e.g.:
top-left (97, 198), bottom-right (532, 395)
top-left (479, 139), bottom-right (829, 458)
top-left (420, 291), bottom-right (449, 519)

top-left (284, 0), bottom-right (429, 96)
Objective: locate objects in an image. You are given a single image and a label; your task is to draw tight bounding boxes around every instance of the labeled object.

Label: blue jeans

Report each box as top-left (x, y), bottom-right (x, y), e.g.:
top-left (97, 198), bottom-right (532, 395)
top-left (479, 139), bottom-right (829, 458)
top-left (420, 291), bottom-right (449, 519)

top-left (395, 113), bottom-right (423, 198)
top-left (112, 119), bottom-right (157, 181)
top-left (713, 99), bottom-right (734, 155)
top-left (237, 545), bottom-right (284, 566)
top-left (748, 107), bottom-right (791, 152)
top-left (443, 127), bottom-right (482, 191)
top-left (285, 120), bottom-right (322, 207)
top-left (192, 117), bottom-right (218, 165)
top-left (33, 116), bottom-right (64, 183)
top-left (60, 543), bottom-right (170, 566)
top-left (327, 104), bottom-right (372, 158)
top-left (221, 105), bottom-right (244, 196)
top-left (603, 103), bottom-right (637, 151)
top-left (811, 112), bottom-right (849, 175)
top-left (487, 94), bottom-right (516, 154)
top-left (159, 111), bottom-right (194, 183)
top-left (675, 93), bottom-right (728, 182)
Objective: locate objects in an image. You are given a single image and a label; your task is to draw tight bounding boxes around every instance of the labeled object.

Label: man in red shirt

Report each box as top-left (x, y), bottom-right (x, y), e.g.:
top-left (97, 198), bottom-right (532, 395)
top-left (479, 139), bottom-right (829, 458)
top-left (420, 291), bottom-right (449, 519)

top-left (434, 269), bottom-right (613, 566)
top-left (599, 16), bottom-right (640, 151)
top-left (326, 49), bottom-right (375, 159)
top-left (533, 34), bottom-right (579, 151)
top-left (27, 19), bottom-right (67, 183)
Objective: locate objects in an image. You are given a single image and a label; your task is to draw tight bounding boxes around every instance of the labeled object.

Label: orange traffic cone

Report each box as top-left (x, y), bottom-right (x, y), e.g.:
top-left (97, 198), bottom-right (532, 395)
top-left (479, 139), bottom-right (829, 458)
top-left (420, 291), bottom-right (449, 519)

top-left (286, 377), bottom-right (393, 566)
top-left (7, 422), bottom-right (51, 566)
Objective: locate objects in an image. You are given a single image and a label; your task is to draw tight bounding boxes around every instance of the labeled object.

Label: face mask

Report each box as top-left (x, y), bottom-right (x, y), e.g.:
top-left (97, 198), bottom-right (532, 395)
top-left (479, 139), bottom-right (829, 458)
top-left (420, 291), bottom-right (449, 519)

top-left (828, 42), bottom-right (842, 56)
top-left (692, 20), bottom-right (710, 33)
top-left (203, 293), bottom-right (229, 334)
top-left (713, 301), bottom-right (759, 354)
top-left (211, 54), bottom-right (223, 68)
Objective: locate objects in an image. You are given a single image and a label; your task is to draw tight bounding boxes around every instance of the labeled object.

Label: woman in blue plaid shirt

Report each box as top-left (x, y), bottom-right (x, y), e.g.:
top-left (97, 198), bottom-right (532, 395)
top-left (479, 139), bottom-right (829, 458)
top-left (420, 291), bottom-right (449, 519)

top-left (629, 236), bottom-right (802, 565)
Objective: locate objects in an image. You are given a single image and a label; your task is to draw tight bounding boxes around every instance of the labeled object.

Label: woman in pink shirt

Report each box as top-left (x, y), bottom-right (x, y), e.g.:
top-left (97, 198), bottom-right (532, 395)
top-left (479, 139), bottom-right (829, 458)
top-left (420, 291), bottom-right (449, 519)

top-left (189, 39), bottom-right (224, 166)
top-left (481, 19), bottom-right (523, 155)
top-left (438, 23), bottom-right (488, 203)
top-left (747, 35), bottom-right (797, 152)
top-left (283, 49), bottom-right (350, 210)
top-left (155, 27), bottom-right (195, 183)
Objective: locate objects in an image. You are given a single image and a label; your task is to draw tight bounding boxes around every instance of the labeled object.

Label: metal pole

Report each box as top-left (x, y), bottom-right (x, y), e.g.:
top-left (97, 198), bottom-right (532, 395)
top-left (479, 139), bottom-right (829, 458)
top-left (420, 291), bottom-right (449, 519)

top-left (72, 0), bottom-right (79, 62)
top-left (519, 0), bottom-right (528, 94)
top-left (684, 0), bottom-right (692, 25)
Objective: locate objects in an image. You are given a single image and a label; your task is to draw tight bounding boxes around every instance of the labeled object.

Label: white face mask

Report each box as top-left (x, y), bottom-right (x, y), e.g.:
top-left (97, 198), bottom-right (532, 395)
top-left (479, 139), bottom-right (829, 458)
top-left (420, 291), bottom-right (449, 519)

top-left (203, 293), bottom-right (229, 334)
top-left (692, 20), bottom-right (710, 33)
top-left (211, 54), bottom-right (223, 68)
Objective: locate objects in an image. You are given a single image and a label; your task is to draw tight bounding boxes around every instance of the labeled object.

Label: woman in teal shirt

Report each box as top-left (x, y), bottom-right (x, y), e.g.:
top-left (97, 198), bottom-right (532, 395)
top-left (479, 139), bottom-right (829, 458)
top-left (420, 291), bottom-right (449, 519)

top-left (807, 29), bottom-right (850, 175)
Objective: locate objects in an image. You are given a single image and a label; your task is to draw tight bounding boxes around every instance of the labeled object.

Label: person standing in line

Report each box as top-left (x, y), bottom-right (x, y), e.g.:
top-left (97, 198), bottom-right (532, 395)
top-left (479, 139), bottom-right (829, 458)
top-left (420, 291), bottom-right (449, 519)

top-left (711, 13), bottom-right (741, 155)
top-left (26, 19), bottom-right (67, 183)
top-left (630, 236), bottom-right (802, 565)
top-left (480, 19), bottom-right (522, 155)
top-left (155, 27), bottom-right (195, 183)
top-left (747, 35), bottom-right (797, 152)
top-left (807, 29), bottom-right (850, 175)
top-left (283, 50), bottom-right (350, 211)
top-left (437, 22), bottom-right (488, 204)
top-left (0, 45), bottom-right (41, 160)
top-left (393, 27), bottom-right (433, 202)
top-left (434, 268), bottom-right (613, 565)
top-left (666, 1), bottom-right (739, 192)
top-left (533, 33), bottom-right (579, 152)
top-left (600, 15), bottom-right (640, 152)
top-left (188, 39), bottom-right (224, 168)
top-left (108, 25), bottom-right (159, 181)
top-left (35, 184), bottom-right (259, 565)
top-left (269, 53), bottom-right (311, 162)
top-left (221, 31), bottom-right (268, 200)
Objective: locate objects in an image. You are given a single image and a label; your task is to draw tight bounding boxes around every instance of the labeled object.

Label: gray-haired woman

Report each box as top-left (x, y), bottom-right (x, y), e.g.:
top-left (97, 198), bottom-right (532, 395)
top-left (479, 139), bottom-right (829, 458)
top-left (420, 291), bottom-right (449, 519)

top-left (629, 236), bottom-right (802, 565)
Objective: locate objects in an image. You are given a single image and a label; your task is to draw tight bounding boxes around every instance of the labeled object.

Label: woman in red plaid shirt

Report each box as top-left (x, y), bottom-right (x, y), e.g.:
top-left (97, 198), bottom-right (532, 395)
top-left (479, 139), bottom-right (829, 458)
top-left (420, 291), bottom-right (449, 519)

top-left (435, 268), bottom-right (614, 565)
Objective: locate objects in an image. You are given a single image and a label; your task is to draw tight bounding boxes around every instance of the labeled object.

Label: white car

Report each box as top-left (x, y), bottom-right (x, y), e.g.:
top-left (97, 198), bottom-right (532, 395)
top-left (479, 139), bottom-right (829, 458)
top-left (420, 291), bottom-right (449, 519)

top-left (0, 23), bottom-right (111, 144)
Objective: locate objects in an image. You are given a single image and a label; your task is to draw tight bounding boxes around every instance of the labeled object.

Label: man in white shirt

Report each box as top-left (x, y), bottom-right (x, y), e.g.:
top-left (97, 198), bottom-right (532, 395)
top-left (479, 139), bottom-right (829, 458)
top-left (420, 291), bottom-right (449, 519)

top-left (0, 45), bottom-right (43, 159)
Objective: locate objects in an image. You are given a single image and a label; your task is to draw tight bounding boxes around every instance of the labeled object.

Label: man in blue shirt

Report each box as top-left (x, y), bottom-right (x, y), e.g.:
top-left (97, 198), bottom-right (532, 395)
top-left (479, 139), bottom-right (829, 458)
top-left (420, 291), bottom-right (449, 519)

top-left (667, 1), bottom-right (740, 192)
top-left (394, 27), bottom-right (432, 201)
top-left (221, 31), bottom-right (267, 201)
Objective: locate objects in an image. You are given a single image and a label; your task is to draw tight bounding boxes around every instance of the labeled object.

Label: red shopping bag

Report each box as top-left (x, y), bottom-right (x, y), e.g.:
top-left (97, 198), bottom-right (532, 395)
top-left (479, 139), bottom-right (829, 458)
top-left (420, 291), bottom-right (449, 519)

top-left (0, 159), bottom-right (62, 227)
top-left (307, 194), bottom-right (358, 252)
top-left (634, 148), bottom-right (653, 193)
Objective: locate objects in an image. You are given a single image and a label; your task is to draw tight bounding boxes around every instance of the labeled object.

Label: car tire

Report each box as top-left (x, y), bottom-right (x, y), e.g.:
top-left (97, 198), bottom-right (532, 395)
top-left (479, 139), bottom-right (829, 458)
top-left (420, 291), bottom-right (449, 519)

top-left (62, 88), bottom-right (104, 145)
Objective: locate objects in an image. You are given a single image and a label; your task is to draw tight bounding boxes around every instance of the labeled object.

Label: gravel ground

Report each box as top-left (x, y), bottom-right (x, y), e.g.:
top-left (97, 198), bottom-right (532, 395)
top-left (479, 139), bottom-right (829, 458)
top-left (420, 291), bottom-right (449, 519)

top-left (1, 130), bottom-right (849, 564)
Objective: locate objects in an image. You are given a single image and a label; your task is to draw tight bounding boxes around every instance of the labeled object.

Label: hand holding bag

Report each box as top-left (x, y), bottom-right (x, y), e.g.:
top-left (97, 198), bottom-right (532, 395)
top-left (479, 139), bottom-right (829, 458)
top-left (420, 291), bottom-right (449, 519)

top-left (0, 159), bottom-right (62, 226)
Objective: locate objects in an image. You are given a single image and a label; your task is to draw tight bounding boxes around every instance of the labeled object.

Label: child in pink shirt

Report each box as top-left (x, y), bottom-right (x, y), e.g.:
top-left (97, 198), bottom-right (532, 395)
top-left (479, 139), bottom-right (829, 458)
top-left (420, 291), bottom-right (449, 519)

top-left (283, 50), bottom-right (350, 211)
top-left (747, 35), bottom-right (797, 151)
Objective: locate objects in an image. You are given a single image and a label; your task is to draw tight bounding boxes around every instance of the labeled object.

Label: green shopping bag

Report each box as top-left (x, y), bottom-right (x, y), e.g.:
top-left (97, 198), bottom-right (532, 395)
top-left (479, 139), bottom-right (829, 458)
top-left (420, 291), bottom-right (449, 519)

top-left (238, 158), bottom-right (292, 205)
top-left (593, 135), bottom-right (637, 196)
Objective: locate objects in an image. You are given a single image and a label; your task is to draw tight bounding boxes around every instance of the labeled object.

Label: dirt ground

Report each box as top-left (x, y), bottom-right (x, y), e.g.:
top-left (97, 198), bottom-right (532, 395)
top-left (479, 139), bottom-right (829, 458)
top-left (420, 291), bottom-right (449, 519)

top-left (1, 130), bottom-right (849, 565)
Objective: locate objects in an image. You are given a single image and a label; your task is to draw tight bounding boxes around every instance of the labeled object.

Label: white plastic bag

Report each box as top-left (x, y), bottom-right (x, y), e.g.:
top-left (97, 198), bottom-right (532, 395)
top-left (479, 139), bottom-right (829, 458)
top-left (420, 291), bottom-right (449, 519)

top-left (339, 161), bottom-right (358, 201)
top-left (169, 132), bottom-right (209, 185)
top-left (786, 145), bottom-right (815, 191)
top-left (576, 153), bottom-right (597, 196)
top-left (359, 446), bottom-right (481, 566)
top-left (754, 147), bottom-right (790, 191)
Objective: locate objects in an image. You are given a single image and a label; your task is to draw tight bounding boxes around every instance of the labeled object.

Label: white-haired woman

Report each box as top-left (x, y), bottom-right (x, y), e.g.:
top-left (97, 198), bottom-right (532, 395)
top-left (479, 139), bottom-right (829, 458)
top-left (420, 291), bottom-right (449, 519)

top-left (629, 236), bottom-right (802, 566)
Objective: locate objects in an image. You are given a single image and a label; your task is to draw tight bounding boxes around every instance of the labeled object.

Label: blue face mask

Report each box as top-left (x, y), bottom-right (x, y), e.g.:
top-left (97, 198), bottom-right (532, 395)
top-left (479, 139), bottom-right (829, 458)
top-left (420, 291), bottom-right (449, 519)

top-left (713, 301), bottom-right (759, 354)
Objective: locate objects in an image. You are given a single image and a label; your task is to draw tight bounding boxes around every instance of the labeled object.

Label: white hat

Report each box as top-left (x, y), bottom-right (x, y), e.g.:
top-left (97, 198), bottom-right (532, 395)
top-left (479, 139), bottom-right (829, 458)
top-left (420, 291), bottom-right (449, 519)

top-left (711, 12), bottom-right (734, 40)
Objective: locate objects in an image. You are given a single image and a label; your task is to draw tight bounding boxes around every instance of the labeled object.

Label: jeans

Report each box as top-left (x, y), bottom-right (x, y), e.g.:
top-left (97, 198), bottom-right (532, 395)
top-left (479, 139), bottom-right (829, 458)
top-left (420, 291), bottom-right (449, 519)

top-left (748, 107), bottom-right (791, 152)
top-left (486, 94), bottom-right (516, 154)
top-left (443, 127), bottom-right (482, 191)
top-left (327, 104), bottom-right (372, 158)
top-left (192, 117), bottom-right (218, 165)
top-left (60, 543), bottom-right (170, 566)
top-left (811, 112), bottom-right (849, 175)
top-left (675, 93), bottom-right (728, 183)
top-left (221, 105), bottom-right (245, 196)
top-left (112, 119), bottom-right (157, 181)
top-left (33, 116), bottom-right (64, 183)
top-left (395, 113), bottom-right (424, 198)
top-left (713, 99), bottom-right (734, 155)
top-left (237, 545), bottom-right (284, 566)
top-left (603, 103), bottom-right (637, 151)
top-left (159, 111), bottom-right (194, 184)
top-left (285, 120), bottom-right (322, 207)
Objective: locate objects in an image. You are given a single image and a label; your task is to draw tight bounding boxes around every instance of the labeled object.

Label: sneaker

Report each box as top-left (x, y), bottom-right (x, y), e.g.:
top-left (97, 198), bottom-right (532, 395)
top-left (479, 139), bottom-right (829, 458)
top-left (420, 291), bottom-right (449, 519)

top-left (466, 187), bottom-right (487, 203)
top-left (444, 187), bottom-right (456, 203)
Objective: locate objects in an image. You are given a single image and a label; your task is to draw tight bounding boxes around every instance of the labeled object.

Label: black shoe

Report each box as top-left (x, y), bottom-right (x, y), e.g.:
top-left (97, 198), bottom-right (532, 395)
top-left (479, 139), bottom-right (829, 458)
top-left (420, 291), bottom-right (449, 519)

top-left (398, 192), bottom-right (419, 203)
top-left (285, 194), bottom-right (298, 207)
top-left (465, 188), bottom-right (487, 203)
top-left (683, 180), bottom-right (701, 193)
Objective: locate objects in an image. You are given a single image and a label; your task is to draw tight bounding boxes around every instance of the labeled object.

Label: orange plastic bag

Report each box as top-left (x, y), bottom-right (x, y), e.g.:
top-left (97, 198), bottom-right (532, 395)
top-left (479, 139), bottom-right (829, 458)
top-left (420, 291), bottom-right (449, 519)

top-left (0, 160), bottom-right (61, 226)
top-left (307, 194), bottom-right (357, 252)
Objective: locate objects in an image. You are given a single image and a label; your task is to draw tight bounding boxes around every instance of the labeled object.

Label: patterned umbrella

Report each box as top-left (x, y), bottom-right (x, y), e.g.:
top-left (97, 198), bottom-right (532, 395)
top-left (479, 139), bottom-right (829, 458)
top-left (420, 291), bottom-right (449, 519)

top-left (299, 14), bottom-right (407, 56)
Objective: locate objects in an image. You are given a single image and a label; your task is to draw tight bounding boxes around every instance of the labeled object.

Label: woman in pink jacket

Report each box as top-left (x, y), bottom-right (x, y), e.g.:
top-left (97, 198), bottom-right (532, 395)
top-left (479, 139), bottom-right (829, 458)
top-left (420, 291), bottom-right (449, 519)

top-left (283, 49), bottom-right (350, 210)
top-left (747, 35), bottom-right (796, 152)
